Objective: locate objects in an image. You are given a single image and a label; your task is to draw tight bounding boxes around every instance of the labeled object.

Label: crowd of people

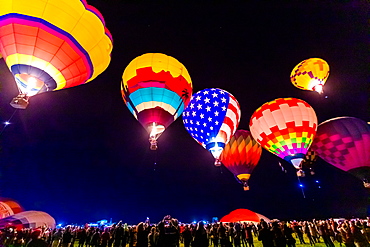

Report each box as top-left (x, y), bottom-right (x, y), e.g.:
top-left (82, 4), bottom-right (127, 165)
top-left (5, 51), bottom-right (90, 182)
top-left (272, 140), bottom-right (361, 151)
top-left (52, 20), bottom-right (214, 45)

top-left (1, 215), bottom-right (370, 247)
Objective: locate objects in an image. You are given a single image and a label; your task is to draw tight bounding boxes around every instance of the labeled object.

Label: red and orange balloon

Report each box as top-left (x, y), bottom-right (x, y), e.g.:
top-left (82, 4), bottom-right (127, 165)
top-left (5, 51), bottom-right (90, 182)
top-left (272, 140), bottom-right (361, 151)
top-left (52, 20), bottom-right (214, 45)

top-left (220, 130), bottom-right (262, 190)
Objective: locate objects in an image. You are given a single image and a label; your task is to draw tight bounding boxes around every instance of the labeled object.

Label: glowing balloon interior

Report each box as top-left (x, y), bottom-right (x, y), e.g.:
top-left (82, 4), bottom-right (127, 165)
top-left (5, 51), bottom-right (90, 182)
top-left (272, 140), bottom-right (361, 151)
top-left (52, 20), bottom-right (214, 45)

top-left (183, 88), bottom-right (241, 166)
top-left (121, 53), bottom-right (192, 150)
top-left (290, 58), bottom-right (329, 93)
top-left (220, 130), bottom-right (262, 190)
top-left (0, 0), bottom-right (113, 109)
top-left (249, 98), bottom-right (317, 170)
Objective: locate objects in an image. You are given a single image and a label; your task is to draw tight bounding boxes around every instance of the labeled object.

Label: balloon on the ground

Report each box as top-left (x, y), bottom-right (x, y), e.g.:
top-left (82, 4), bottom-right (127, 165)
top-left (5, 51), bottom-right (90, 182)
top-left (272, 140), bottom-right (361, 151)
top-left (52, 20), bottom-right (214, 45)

top-left (311, 117), bottom-right (370, 186)
top-left (249, 98), bottom-right (317, 175)
top-left (0, 211), bottom-right (55, 230)
top-left (220, 208), bottom-right (270, 223)
top-left (183, 88), bottom-right (241, 166)
top-left (121, 53), bottom-right (192, 150)
top-left (220, 130), bottom-right (262, 190)
top-left (0, 0), bottom-right (113, 109)
top-left (0, 199), bottom-right (23, 219)
top-left (290, 58), bottom-right (329, 94)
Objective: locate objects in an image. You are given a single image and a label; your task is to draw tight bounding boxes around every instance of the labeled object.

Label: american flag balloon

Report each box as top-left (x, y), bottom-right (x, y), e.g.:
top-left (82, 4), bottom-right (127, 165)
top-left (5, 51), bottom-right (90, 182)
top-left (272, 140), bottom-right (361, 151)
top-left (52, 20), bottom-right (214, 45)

top-left (249, 98), bottom-right (317, 169)
top-left (183, 88), bottom-right (241, 166)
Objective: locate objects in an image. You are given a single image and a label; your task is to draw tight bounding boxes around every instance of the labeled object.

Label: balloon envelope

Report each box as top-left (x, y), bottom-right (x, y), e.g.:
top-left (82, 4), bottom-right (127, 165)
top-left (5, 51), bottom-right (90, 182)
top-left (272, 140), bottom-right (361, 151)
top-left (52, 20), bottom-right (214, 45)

top-left (311, 117), bottom-right (370, 182)
top-left (0, 199), bottom-right (23, 219)
top-left (182, 88), bottom-right (241, 165)
top-left (220, 130), bottom-right (262, 190)
top-left (220, 208), bottom-right (270, 223)
top-left (249, 98), bottom-right (317, 169)
top-left (0, 211), bottom-right (55, 230)
top-left (0, 0), bottom-right (113, 108)
top-left (290, 58), bottom-right (329, 93)
top-left (121, 53), bottom-right (192, 150)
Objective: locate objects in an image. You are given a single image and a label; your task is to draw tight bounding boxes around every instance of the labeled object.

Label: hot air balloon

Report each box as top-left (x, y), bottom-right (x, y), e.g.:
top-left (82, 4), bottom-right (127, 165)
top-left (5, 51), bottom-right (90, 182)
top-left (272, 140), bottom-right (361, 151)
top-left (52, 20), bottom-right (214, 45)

top-left (220, 208), bottom-right (270, 223)
top-left (0, 211), bottom-right (55, 230)
top-left (121, 53), bottom-right (192, 150)
top-left (249, 98), bottom-right (318, 176)
top-left (0, 0), bottom-right (113, 109)
top-left (0, 199), bottom-right (23, 219)
top-left (183, 88), bottom-right (241, 166)
top-left (220, 130), bottom-right (262, 190)
top-left (290, 58), bottom-right (329, 94)
top-left (311, 117), bottom-right (370, 187)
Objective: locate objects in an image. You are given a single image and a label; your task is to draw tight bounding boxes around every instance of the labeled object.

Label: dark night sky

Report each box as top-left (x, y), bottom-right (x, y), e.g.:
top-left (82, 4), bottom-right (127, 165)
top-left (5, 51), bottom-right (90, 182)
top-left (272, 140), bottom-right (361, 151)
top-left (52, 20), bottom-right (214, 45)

top-left (0, 1), bottom-right (369, 225)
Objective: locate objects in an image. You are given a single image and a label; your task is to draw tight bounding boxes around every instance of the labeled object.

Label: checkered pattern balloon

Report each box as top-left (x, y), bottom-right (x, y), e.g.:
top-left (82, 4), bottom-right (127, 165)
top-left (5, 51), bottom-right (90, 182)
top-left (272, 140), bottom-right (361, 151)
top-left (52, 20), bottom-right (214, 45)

top-left (183, 88), bottom-right (241, 161)
top-left (291, 58), bottom-right (329, 92)
top-left (311, 117), bottom-right (370, 172)
top-left (300, 148), bottom-right (318, 169)
top-left (249, 98), bottom-right (317, 164)
top-left (220, 130), bottom-right (262, 189)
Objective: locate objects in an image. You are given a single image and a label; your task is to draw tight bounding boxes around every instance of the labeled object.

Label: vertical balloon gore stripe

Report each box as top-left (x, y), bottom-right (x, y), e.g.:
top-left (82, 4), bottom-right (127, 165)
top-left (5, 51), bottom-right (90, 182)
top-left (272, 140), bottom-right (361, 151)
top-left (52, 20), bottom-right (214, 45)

top-left (0, 13), bottom-right (93, 88)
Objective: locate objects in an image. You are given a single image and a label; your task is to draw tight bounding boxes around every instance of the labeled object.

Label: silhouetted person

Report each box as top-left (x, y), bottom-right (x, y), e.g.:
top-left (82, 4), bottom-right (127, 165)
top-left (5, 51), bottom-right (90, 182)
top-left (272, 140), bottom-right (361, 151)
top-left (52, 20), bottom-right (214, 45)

top-left (193, 221), bottom-right (208, 247)
top-left (258, 221), bottom-right (274, 247)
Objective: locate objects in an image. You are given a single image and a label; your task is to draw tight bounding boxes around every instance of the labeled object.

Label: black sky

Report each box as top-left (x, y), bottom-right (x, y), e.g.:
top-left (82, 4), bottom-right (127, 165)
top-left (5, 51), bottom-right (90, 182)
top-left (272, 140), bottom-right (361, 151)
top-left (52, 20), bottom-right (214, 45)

top-left (0, 1), bottom-right (369, 225)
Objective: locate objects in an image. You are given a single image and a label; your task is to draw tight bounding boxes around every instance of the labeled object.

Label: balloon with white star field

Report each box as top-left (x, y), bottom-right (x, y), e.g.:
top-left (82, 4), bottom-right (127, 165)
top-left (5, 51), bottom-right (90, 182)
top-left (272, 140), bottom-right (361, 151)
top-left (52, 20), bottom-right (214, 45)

top-left (182, 88), bottom-right (241, 166)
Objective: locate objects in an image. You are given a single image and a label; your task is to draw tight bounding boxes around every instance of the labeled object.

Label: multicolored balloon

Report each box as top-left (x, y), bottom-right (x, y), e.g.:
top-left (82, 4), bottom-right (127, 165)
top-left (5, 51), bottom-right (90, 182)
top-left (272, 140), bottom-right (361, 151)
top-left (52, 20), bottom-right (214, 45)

top-left (220, 130), bottom-right (262, 190)
top-left (0, 211), bottom-right (55, 230)
top-left (311, 117), bottom-right (370, 186)
top-left (249, 98), bottom-right (317, 172)
top-left (0, 0), bottom-right (113, 109)
top-left (121, 53), bottom-right (192, 150)
top-left (290, 58), bottom-right (329, 94)
top-left (183, 88), bottom-right (241, 166)
top-left (0, 199), bottom-right (22, 219)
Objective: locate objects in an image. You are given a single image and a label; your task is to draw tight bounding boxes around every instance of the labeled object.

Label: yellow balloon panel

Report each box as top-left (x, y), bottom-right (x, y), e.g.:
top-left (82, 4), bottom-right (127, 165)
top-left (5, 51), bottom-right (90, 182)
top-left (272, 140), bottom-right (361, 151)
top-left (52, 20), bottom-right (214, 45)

top-left (290, 58), bottom-right (329, 92)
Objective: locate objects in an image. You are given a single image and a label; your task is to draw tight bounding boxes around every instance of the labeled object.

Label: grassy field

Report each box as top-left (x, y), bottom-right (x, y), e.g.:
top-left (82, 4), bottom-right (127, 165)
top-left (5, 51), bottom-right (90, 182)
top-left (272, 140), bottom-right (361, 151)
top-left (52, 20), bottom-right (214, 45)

top-left (73, 235), bottom-right (340, 247)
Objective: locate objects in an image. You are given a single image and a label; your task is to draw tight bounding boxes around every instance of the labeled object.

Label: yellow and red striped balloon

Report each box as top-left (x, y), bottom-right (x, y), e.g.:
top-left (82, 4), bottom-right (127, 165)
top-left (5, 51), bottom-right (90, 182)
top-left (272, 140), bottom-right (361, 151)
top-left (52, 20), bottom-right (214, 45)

top-left (220, 130), bottom-right (262, 190)
top-left (0, 0), bottom-right (113, 108)
top-left (249, 98), bottom-right (317, 169)
top-left (122, 53), bottom-right (192, 150)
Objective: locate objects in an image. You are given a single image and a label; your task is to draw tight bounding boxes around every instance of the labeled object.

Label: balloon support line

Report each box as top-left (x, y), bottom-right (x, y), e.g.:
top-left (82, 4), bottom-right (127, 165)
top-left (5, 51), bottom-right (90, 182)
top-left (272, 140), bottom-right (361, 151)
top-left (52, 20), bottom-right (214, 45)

top-left (0, 109), bottom-right (18, 137)
top-left (297, 176), bottom-right (306, 199)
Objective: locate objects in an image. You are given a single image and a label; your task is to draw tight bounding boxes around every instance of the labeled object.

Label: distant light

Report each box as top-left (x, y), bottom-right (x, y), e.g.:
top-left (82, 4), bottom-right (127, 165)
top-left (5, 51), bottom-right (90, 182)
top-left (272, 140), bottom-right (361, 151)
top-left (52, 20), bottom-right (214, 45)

top-left (4, 121), bottom-right (10, 125)
top-left (318, 186), bottom-right (321, 189)
top-left (299, 184), bottom-right (304, 188)
top-left (315, 180), bottom-right (320, 183)
top-left (325, 96), bottom-right (328, 99)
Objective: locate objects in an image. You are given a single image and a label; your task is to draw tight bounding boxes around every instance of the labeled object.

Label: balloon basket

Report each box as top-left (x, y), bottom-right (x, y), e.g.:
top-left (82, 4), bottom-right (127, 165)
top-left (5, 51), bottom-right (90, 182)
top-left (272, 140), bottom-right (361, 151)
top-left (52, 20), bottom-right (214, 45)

top-left (214, 159), bottom-right (222, 167)
top-left (150, 144), bottom-right (157, 150)
top-left (10, 95), bottom-right (29, 109)
top-left (149, 138), bottom-right (158, 150)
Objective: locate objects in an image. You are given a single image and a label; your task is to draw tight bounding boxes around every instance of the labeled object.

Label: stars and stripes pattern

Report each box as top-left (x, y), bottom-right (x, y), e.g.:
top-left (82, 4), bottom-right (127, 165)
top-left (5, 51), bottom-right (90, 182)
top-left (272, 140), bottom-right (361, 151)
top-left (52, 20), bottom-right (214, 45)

top-left (183, 88), bottom-right (241, 159)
